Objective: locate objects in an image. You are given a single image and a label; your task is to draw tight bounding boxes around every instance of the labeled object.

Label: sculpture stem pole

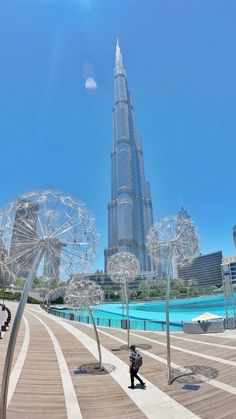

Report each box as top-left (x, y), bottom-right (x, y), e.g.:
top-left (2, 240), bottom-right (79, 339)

top-left (87, 306), bottom-right (102, 370)
top-left (166, 247), bottom-right (173, 385)
top-left (0, 248), bottom-right (44, 419)
top-left (122, 284), bottom-right (125, 319)
top-left (124, 282), bottom-right (130, 347)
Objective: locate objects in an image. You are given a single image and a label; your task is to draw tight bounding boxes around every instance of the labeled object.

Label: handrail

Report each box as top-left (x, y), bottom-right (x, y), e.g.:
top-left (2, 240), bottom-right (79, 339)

top-left (44, 305), bottom-right (183, 331)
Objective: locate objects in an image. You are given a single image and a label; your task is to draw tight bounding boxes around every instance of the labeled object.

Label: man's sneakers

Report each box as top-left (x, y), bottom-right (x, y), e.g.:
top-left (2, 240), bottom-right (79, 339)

top-left (128, 382), bottom-right (146, 389)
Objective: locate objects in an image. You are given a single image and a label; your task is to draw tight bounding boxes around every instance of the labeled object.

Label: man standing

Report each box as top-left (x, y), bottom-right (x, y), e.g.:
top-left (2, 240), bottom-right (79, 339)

top-left (128, 345), bottom-right (146, 389)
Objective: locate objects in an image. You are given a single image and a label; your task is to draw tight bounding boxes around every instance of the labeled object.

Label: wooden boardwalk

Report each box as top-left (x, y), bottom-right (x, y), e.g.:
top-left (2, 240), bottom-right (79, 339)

top-left (0, 303), bottom-right (236, 419)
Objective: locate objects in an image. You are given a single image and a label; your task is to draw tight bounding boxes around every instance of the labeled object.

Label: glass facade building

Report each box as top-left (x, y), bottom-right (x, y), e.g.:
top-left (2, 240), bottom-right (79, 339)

top-left (177, 207), bottom-right (200, 257)
top-left (178, 251), bottom-right (223, 288)
top-left (233, 225), bottom-right (236, 248)
top-left (104, 41), bottom-right (154, 272)
top-left (9, 199), bottom-right (39, 278)
top-left (222, 256), bottom-right (236, 285)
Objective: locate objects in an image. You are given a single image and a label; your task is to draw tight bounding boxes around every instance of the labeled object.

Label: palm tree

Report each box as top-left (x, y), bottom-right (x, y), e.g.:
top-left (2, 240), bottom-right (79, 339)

top-left (172, 278), bottom-right (185, 297)
top-left (187, 278), bottom-right (198, 296)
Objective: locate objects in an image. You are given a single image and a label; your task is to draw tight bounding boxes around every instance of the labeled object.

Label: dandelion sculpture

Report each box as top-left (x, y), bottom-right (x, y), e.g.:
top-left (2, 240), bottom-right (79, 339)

top-left (65, 276), bottom-right (104, 370)
top-left (107, 252), bottom-right (140, 347)
top-left (46, 284), bottom-right (66, 307)
top-left (0, 190), bottom-right (97, 419)
top-left (39, 274), bottom-right (66, 307)
top-left (0, 264), bottom-right (15, 305)
top-left (146, 215), bottom-right (199, 385)
top-left (0, 227), bottom-right (15, 304)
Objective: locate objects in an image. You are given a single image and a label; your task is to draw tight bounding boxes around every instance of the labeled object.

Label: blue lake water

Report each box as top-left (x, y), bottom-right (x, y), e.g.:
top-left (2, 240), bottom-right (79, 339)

top-left (53, 293), bottom-right (235, 331)
top-left (97, 293), bottom-right (235, 323)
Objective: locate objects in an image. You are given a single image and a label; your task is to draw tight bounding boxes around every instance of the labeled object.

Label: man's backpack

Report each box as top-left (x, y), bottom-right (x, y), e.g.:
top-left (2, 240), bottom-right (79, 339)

top-left (134, 351), bottom-right (143, 367)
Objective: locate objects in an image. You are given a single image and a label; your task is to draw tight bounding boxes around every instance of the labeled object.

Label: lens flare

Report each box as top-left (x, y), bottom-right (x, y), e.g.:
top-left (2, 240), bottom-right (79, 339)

top-left (85, 78), bottom-right (97, 90)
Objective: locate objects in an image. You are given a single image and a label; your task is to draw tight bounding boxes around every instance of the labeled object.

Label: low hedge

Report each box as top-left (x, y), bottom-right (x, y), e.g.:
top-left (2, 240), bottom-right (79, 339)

top-left (0, 292), bottom-right (40, 304)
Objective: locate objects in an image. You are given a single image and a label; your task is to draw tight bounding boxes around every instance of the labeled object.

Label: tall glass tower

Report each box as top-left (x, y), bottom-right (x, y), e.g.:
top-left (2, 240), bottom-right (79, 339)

top-left (233, 225), bottom-right (236, 248)
top-left (9, 198), bottom-right (39, 277)
top-left (104, 40), bottom-right (154, 272)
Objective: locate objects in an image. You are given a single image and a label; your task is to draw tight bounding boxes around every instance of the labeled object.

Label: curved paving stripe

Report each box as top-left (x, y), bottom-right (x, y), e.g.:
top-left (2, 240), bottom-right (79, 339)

top-left (87, 326), bottom-right (236, 396)
top-left (153, 331), bottom-right (236, 351)
top-left (191, 331), bottom-right (236, 340)
top-left (3, 305), bottom-right (31, 407)
top-left (28, 311), bottom-right (82, 419)
top-left (7, 315), bottom-right (30, 406)
top-left (128, 331), bottom-right (236, 396)
top-left (130, 331), bottom-right (236, 367)
top-left (28, 307), bottom-right (199, 419)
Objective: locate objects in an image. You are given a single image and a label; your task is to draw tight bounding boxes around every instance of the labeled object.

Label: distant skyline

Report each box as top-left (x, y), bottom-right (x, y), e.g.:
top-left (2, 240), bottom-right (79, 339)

top-left (0, 1), bottom-right (235, 271)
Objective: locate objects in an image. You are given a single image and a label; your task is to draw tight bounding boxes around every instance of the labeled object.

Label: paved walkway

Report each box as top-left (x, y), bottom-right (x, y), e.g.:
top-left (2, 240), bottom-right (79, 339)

top-left (0, 306), bottom-right (7, 328)
top-left (0, 302), bottom-right (236, 418)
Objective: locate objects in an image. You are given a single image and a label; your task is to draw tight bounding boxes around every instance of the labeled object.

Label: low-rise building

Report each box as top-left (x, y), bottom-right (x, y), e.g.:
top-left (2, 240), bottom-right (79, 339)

top-left (221, 256), bottom-right (236, 285)
top-left (87, 271), bottom-right (158, 290)
top-left (177, 251), bottom-right (223, 289)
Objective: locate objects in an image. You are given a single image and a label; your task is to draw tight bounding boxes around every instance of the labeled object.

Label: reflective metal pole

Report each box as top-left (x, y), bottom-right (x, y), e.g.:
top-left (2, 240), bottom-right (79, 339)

top-left (87, 306), bottom-right (102, 370)
top-left (223, 278), bottom-right (228, 328)
top-left (122, 284), bottom-right (125, 319)
top-left (124, 282), bottom-right (130, 347)
top-left (166, 248), bottom-right (173, 385)
top-left (0, 248), bottom-right (44, 419)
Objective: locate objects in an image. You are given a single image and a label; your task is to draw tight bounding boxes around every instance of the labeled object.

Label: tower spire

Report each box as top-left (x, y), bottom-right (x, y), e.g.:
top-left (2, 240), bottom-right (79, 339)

top-left (115, 39), bottom-right (126, 76)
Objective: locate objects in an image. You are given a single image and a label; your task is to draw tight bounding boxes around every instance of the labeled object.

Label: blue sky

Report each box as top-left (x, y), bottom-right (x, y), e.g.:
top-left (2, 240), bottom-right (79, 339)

top-left (0, 0), bottom-right (235, 270)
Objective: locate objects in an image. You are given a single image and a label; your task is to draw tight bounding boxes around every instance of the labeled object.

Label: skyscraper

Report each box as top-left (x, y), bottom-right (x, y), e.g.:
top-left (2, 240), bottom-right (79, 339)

top-left (233, 225), bottom-right (236, 248)
top-left (177, 206), bottom-right (200, 257)
top-left (104, 41), bottom-right (154, 272)
top-left (9, 198), bottom-right (39, 277)
top-left (0, 228), bottom-right (8, 286)
top-left (43, 239), bottom-right (65, 282)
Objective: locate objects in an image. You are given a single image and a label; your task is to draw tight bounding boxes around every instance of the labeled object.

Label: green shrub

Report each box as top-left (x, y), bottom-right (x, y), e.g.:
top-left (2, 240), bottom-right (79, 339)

top-left (0, 291), bottom-right (40, 304)
top-left (0, 291), bottom-right (21, 300)
top-left (27, 296), bottom-right (40, 304)
top-left (51, 296), bottom-right (64, 305)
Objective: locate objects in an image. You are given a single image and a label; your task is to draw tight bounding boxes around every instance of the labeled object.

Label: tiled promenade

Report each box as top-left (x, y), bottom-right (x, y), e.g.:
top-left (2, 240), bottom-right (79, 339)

top-left (1, 303), bottom-right (236, 419)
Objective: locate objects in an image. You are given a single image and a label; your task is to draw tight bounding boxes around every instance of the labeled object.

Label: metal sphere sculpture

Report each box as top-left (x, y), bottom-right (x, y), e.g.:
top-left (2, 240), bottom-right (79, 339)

top-left (65, 277), bottom-right (104, 369)
top-left (0, 263), bottom-right (15, 305)
top-left (0, 227), bottom-right (15, 303)
top-left (146, 214), bottom-right (199, 385)
top-left (146, 214), bottom-right (199, 271)
top-left (107, 251), bottom-right (140, 285)
top-left (0, 190), bottom-right (97, 280)
top-left (46, 285), bottom-right (66, 306)
top-left (107, 251), bottom-right (140, 347)
top-left (65, 276), bottom-right (104, 309)
top-left (0, 263), bottom-right (15, 285)
top-left (0, 190), bottom-right (97, 419)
